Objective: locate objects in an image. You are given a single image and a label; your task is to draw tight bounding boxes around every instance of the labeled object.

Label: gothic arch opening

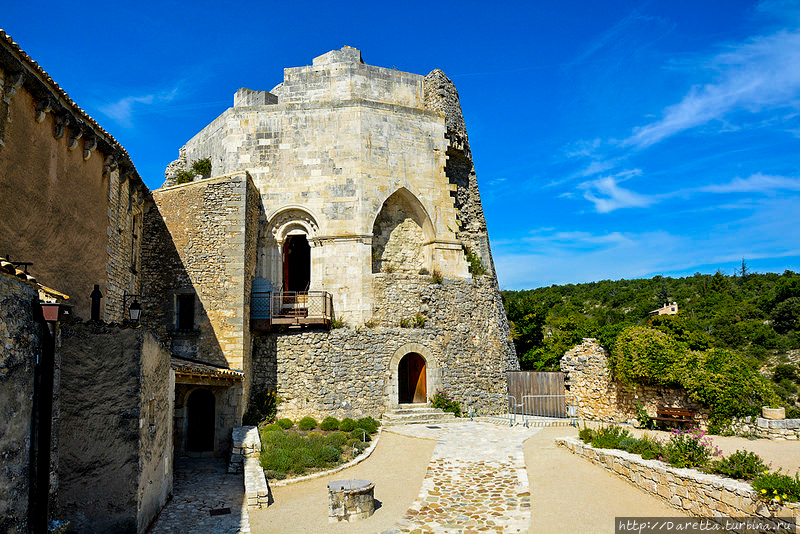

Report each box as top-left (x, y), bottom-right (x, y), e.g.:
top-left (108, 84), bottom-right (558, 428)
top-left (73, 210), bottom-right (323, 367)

top-left (372, 188), bottom-right (433, 274)
top-left (398, 352), bottom-right (427, 404)
top-left (186, 388), bottom-right (215, 452)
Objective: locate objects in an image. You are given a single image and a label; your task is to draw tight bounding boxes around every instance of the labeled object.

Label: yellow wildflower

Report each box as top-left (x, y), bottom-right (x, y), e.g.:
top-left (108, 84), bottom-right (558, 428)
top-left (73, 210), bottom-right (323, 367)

top-left (783, 494), bottom-right (788, 499)
top-left (761, 489), bottom-right (767, 494)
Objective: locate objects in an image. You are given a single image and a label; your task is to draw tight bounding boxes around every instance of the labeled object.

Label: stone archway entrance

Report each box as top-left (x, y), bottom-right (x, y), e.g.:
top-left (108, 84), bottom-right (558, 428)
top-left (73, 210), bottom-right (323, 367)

top-left (186, 388), bottom-right (215, 452)
top-left (398, 353), bottom-right (427, 404)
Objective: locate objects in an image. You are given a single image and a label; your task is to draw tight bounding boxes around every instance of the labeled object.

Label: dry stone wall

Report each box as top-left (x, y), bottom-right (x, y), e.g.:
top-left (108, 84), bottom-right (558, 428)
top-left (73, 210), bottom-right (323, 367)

top-left (561, 339), bottom-right (708, 425)
top-left (0, 273), bottom-right (41, 533)
top-left (728, 416), bottom-right (800, 440)
top-left (252, 274), bottom-right (517, 419)
top-left (557, 437), bottom-right (798, 530)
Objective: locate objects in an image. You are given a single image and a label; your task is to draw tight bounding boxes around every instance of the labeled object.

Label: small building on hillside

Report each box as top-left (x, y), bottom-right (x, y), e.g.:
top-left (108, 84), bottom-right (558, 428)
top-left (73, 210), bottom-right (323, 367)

top-left (649, 301), bottom-right (678, 316)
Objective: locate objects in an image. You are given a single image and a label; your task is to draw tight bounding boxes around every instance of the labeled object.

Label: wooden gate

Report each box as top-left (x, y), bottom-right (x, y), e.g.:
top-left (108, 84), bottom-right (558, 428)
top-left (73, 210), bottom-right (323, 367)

top-left (507, 371), bottom-right (566, 417)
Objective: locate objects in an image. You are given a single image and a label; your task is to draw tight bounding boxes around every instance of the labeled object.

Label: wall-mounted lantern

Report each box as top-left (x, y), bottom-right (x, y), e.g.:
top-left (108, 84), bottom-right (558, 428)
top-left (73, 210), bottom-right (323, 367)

top-left (123, 291), bottom-right (143, 323)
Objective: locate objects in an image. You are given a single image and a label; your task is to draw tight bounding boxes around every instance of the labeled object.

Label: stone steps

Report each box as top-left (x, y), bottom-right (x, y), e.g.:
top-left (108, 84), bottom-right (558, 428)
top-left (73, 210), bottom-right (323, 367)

top-left (381, 404), bottom-right (456, 426)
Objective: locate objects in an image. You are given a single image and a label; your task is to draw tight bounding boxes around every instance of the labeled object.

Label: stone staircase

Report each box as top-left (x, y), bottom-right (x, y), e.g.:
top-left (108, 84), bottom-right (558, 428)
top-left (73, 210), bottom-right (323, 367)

top-left (381, 404), bottom-right (457, 426)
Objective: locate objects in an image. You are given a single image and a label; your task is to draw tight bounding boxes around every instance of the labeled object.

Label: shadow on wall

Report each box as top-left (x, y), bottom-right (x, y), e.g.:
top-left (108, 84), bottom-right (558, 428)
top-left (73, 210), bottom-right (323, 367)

top-left (139, 201), bottom-right (225, 367)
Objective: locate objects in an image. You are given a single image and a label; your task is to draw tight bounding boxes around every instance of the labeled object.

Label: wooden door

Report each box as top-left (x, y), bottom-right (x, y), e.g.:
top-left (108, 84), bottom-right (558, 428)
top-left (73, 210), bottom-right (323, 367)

top-left (412, 356), bottom-right (427, 403)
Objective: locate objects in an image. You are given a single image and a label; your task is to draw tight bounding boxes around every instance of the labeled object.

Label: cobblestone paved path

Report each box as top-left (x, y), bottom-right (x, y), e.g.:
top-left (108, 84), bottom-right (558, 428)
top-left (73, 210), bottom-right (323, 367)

top-left (383, 421), bottom-right (542, 534)
top-left (149, 458), bottom-right (249, 533)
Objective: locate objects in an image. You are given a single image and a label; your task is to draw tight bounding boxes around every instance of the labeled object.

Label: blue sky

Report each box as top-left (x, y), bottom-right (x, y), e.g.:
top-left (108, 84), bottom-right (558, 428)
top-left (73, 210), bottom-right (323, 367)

top-left (4, 1), bottom-right (799, 289)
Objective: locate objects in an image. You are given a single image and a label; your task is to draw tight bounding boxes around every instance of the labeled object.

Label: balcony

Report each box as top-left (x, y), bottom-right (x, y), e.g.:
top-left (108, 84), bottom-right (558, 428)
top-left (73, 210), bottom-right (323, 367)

top-left (251, 291), bottom-right (333, 331)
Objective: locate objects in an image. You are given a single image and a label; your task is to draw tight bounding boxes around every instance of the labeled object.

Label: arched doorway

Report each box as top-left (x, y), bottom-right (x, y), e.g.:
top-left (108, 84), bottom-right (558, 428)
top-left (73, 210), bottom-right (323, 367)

top-left (186, 388), bottom-right (215, 452)
top-left (398, 353), bottom-right (427, 404)
top-left (283, 234), bottom-right (310, 292)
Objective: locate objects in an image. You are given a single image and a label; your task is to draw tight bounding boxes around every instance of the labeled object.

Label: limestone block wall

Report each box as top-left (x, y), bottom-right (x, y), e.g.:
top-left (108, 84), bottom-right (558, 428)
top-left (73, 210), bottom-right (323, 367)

top-left (0, 34), bottom-right (147, 320)
top-left (0, 273), bottom-right (41, 533)
top-left (167, 47), bottom-right (474, 323)
top-left (251, 275), bottom-right (518, 419)
top-left (57, 323), bottom-right (172, 534)
top-left (561, 339), bottom-right (708, 425)
top-left (557, 437), bottom-right (798, 529)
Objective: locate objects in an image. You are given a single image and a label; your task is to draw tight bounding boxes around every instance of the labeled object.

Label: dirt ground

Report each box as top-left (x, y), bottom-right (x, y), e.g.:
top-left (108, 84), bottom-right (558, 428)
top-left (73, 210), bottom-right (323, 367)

top-left (248, 431), bottom-right (436, 534)
top-left (524, 424), bottom-right (685, 534)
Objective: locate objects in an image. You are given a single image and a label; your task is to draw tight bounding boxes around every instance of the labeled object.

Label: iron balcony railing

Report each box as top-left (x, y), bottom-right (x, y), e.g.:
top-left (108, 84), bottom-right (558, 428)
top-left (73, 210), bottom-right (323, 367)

top-left (251, 291), bottom-right (333, 328)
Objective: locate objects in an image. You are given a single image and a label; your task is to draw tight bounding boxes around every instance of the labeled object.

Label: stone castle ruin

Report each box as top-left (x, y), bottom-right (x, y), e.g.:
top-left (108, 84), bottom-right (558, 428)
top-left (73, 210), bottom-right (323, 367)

top-left (0, 36), bottom-right (516, 531)
top-left (146, 46), bottom-right (518, 453)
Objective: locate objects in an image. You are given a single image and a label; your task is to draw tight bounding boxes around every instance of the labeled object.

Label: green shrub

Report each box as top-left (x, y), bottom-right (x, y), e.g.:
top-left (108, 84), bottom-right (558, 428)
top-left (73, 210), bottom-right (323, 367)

top-left (325, 431), bottom-right (348, 447)
top-left (339, 418), bottom-right (356, 432)
top-left (589, 425), bottom-right (632, 450)
top-left (242, 389), bottom-right (280, 426)
top-left (412, 313), bottom-right (426, 328)
top-left (578, 425), bottom-right (595, 443)
top-left (710, 450), bottom-right (768, 480)
top-left (298, 416), bottom-right (318, 431)
top-left (431, 270), bottom-right (443, 284)
top-left (320, 416), bottom-right (340, 431)
top-left (787, 407), bottom-right (800, 419)
top-left (191, 158), bottom-right (212, 176)
top-left (626, 434), bottom-right (664, 460)
top-left (752, 470), bottom-right (800, 503)
top-left (430, 389), bottom-right (461, 417)
top-left (262, 423), bottom-right (282, 432)
top-left (661, 427), bottom-right (719, 468)
top-left (346, 438), bottom-right (367, 454)
top-left (355, 417), bottom-right (379, 434)
top-left (464, 246), bottom-right (487, 276)
top-left (277, 418), bottom-right (294, 429)
top-left (635, 401), bottom-right (654, 430)
top-left (320, 445), bottom-right (342, 463)
top-left (350, 428), bottom-right (370, 442)
top-left (175, 170), bottom-right (195, 184)
top-left (611, 327), bottom-right (780, 427)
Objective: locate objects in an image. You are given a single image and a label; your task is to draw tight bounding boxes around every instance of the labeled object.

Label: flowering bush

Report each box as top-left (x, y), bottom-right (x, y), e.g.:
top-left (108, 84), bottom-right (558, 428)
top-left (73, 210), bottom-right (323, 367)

top-left (751, 470), bottom-right (800, 504)
top-left (710, 449), bottom-right (768, 480)
top-left (430, 389), bottom-right (461, 417)
top-left (660, 427), bottom-right (721, 468)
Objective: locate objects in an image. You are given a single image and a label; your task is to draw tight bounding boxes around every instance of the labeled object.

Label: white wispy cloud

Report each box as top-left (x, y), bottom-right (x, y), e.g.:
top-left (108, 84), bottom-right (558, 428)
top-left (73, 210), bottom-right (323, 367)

top-left (98, 87), bottom-right (179, 127)
top-left (624, 27), bottom-right (800, 148)
top-left (579, 170), bottom-right (657, 213)
top-left (698, 173), bottom-right (800, 193)
top-left (493, 197), bottom-right (800, 288)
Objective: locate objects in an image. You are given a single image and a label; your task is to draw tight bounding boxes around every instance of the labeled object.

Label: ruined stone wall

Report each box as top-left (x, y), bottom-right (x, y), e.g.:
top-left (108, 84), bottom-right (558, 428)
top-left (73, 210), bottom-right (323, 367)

top-left (0, 273), bottom-right (40, 533)
top-left (57, 324), bottom-right (172, 533)
top-left (424, 69), bottom-right (495, 277)
top-left (0, 39), bottom-right (146, 321)
top-left (560, 339), bottom-right (709, 425)
top-left (251, 274), bottom-right (517, 419)
top-left (142, 173), bottom-right (256, 372)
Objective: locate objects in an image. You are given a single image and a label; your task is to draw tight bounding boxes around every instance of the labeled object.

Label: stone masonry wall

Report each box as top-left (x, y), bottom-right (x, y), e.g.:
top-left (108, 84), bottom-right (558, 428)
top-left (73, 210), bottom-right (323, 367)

top-left (561, 339), bottom-right (709, 426)
top-left (142, 173), bottom-right (257, 372)
top-left (0, 273), bottom-right (41, 533)
top-left (557, 437), bottom-right (798, 530)
top-left (252, 274), bottom-right (518, 419)
top-left (57, 323), bottom-right (172, 533)
top-left (728, 416), bottom-right (800, 440)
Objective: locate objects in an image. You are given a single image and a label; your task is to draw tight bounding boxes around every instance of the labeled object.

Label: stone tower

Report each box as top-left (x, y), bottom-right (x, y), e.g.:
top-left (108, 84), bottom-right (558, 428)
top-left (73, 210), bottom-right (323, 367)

top-left (148, 47), bottom-right (517, 441)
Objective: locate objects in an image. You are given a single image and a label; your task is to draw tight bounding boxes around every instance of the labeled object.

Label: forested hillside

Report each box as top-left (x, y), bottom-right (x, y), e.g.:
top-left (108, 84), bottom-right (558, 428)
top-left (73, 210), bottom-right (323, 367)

top-left (501, 267), bottom-right (800, 374)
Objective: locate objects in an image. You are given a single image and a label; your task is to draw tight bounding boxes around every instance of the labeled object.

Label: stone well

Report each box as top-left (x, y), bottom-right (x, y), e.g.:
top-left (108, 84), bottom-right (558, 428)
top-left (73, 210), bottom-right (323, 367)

top-left (328, 479), bottom-right (375, 522)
